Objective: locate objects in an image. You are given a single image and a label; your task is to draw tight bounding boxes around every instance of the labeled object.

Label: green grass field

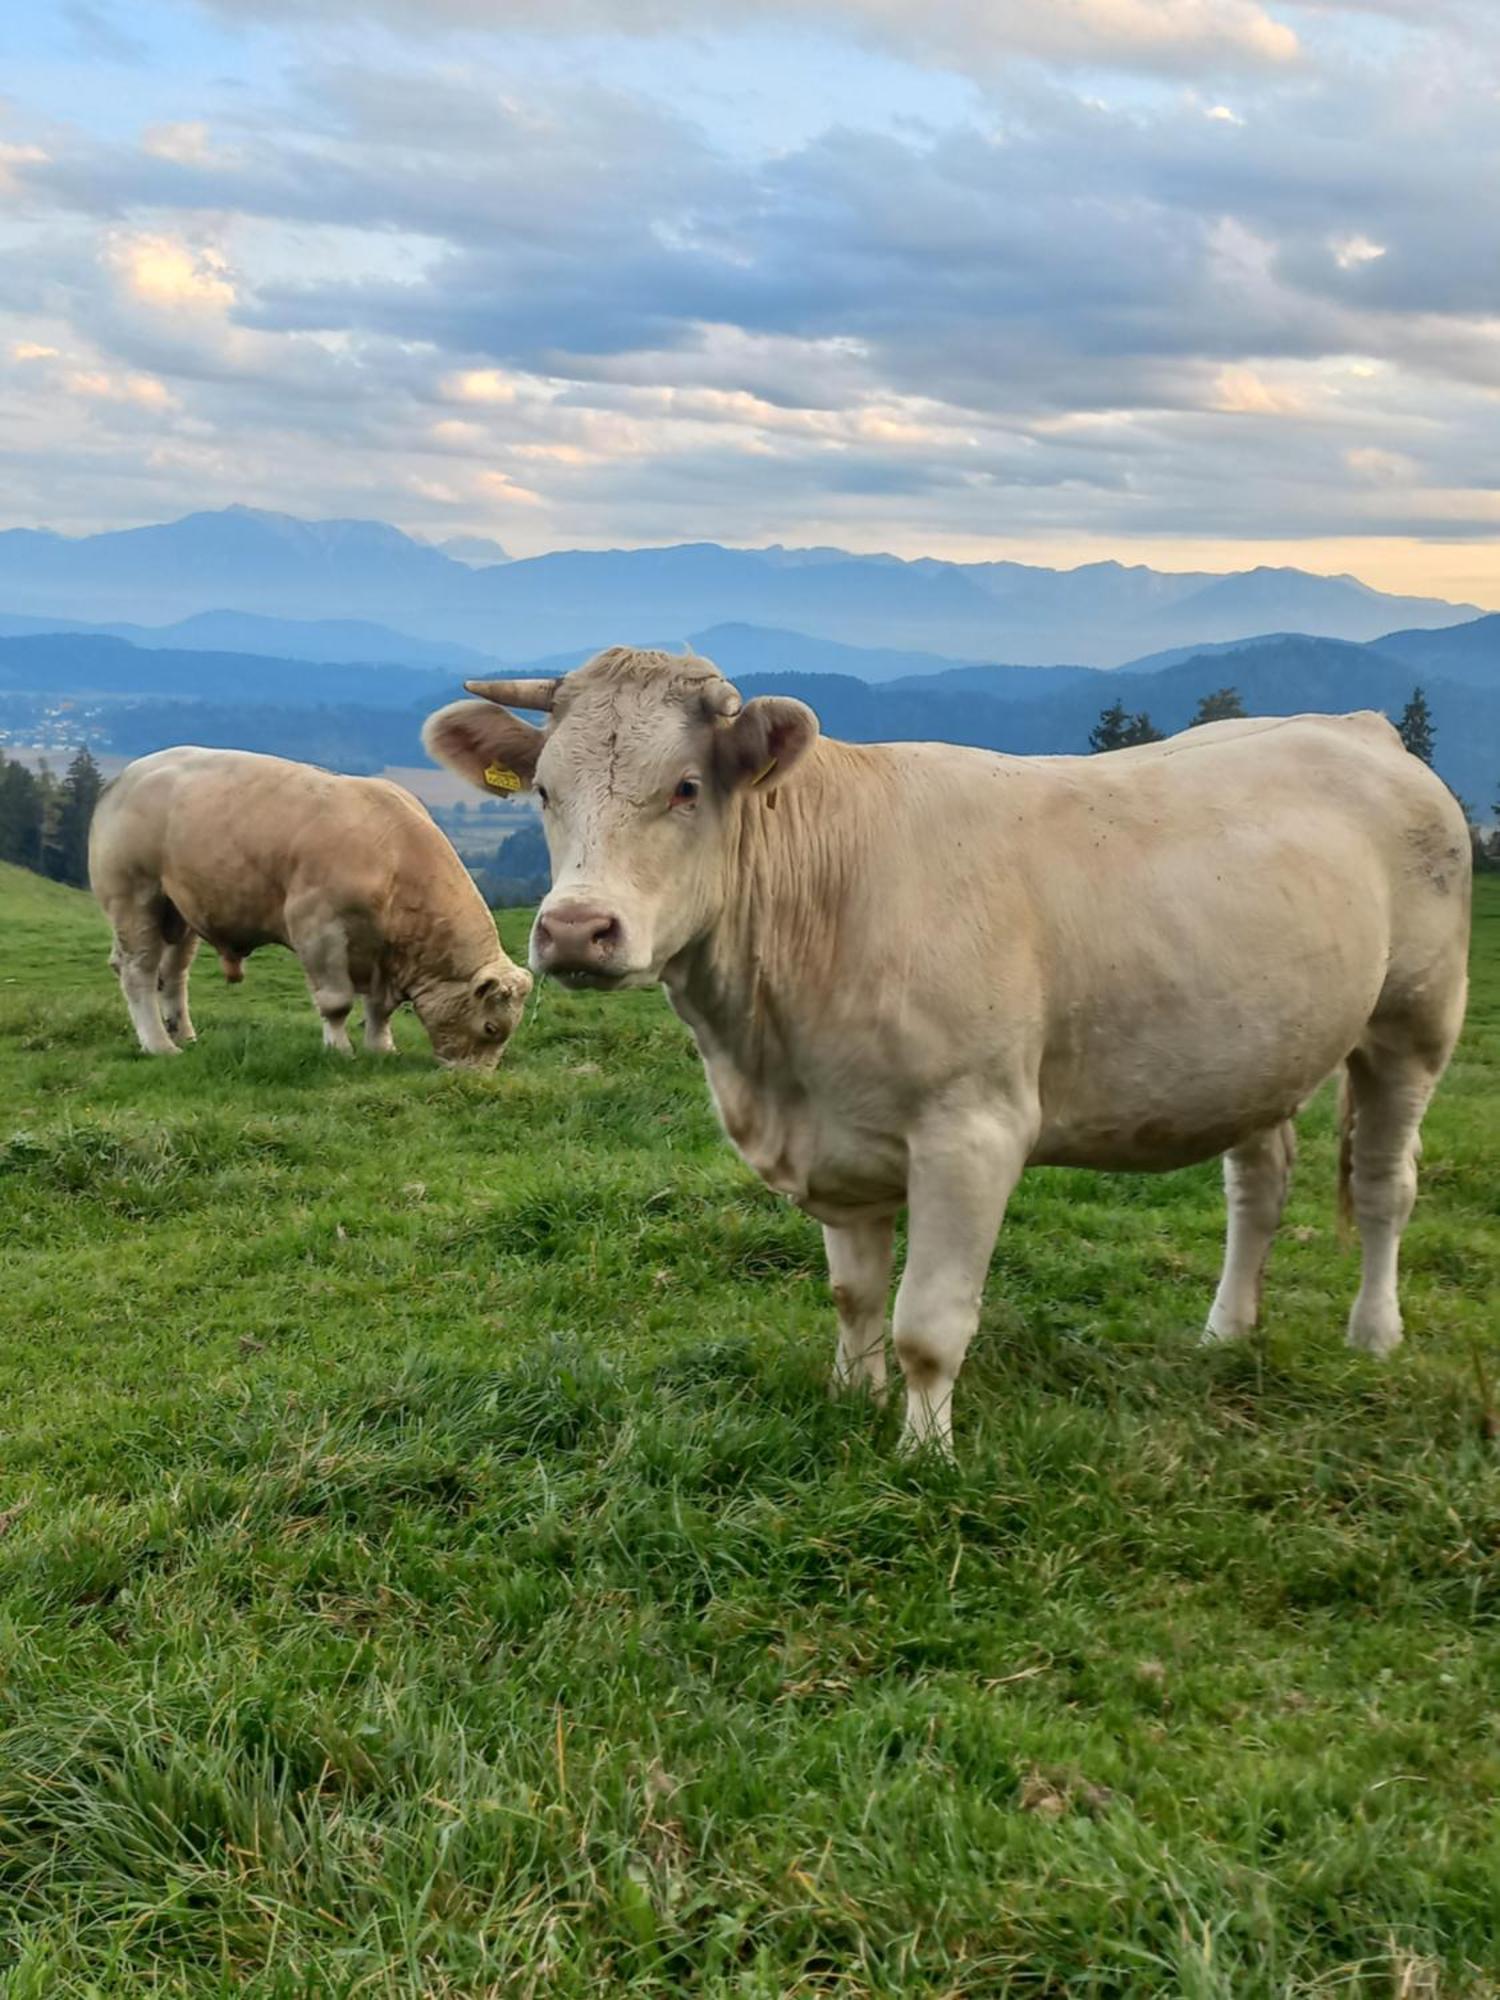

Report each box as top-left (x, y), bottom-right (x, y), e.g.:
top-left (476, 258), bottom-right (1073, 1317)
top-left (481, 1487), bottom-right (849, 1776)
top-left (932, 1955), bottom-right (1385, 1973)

top-left (1, 862), bottom-right (1497, 1997)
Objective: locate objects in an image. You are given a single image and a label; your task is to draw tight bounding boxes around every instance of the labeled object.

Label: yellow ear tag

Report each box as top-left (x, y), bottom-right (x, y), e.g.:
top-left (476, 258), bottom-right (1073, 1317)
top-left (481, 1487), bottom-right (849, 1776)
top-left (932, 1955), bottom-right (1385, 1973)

top-left (752, 756), bottom-right (779, 808)
top-left (484, 764), bottom-right (522, 793)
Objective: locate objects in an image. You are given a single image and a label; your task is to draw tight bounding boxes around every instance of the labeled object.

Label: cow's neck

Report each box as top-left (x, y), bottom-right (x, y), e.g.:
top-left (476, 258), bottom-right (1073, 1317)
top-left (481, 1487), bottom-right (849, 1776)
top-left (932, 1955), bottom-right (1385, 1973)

top-left (385, 881), bottom-right (500, 1004)
top-left (664, 738), bottom-right (868, 1091)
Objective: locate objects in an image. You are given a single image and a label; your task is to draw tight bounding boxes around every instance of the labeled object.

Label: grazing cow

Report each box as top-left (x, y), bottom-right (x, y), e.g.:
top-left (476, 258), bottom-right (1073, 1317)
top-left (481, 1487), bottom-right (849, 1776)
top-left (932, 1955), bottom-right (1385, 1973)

top-left (424, 650), bottom-right (1471, 1452)
top-left (89, 747), bottom-right (531, 1066)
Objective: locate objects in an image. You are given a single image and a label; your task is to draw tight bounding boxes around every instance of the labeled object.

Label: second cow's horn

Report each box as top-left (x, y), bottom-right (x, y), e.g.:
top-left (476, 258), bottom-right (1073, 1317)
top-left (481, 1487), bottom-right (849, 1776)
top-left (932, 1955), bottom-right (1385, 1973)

top-left (464, 677), bottom-right (560, 711)
top-left (703, 679), bottom-right (743, 720)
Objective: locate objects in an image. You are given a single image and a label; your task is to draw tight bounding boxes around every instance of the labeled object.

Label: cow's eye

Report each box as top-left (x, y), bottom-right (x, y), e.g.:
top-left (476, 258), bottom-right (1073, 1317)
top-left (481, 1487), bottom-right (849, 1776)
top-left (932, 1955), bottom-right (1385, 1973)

top-left (535, 784), bottom-right (550, 808)
top-left (672, 777), bottom-right (700, 808)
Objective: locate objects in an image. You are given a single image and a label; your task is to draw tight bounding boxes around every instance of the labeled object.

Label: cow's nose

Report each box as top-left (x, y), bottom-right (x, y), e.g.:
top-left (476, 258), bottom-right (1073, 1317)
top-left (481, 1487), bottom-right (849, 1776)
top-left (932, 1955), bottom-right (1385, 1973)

top-left (534, 902), bottom-right (623, 971)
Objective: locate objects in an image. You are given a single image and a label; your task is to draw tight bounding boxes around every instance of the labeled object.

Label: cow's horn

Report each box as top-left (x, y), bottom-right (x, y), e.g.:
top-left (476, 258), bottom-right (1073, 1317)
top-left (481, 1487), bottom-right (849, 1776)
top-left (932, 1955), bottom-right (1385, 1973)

top-left (463, 677), bottom-right (559, 711)
top-left (703, 679), bottom-right (742, 720)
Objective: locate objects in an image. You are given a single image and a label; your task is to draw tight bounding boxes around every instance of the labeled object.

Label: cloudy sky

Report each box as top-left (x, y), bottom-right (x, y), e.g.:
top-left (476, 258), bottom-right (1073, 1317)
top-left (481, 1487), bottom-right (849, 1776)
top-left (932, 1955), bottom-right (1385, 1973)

top-left (3, 0), bottom-right (1499, 598)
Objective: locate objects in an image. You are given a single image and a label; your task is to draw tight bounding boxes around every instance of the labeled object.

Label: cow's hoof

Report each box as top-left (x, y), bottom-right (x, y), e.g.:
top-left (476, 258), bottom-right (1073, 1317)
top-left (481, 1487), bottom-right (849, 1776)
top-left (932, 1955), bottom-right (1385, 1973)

top-left (828, 1369), bottom-right (888, 1406)
top-left (1200, 1314), bottom-right (1252, 1346)
top-left (895, 1425), bottom-right (956, 1464)
top-left (1347, 1317), bottom-right (1403, 1359)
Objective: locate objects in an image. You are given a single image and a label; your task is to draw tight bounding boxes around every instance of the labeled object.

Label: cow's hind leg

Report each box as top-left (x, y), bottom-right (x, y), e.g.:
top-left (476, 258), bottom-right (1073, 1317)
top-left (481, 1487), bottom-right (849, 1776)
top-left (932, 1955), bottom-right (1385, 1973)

top-left (1344, 1046), bottom-right (1443, 1357)
top-left (108, 895), bottom-right (179, 1056)
top-left (157, 930), bottom-right (201, 1045)
top-left (295, 924), bottom-right (357, 1055)
top-left (1203, 1121), bottom-right (1296, 1343)
top-left (825, 1215), bottom-right (895, 1401)
top-left (893, 1106), bottom-right (1031, 1456)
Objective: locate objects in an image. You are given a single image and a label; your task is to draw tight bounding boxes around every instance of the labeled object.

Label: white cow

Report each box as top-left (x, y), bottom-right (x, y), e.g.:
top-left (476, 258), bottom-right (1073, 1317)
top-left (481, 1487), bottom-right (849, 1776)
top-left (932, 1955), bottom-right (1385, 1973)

top-left (90, 746), bottom-right (531, 1066)
top-left (425, 650), bottom-right (1471, 1452)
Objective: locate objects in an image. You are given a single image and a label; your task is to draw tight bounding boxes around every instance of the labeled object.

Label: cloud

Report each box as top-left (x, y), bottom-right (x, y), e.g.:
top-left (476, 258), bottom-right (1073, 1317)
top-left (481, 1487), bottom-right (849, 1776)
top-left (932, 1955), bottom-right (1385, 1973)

top-left (110, 233), bottom-right (237, 311)
top-left (1331, 233), bottom-right (1386, 270)
top-left (64, 366), bottom-right (176, 408)
top-left (142, 122), bottom-right (217, 166)
top-left (1345, 444), bottom-right (1415, 481)
top-left (4, 0), bottom-right (1500, 577)
top-left (190, 0), bottom-right (1301, 77)
top-left (1211, 365), bottom-right (1308, 414)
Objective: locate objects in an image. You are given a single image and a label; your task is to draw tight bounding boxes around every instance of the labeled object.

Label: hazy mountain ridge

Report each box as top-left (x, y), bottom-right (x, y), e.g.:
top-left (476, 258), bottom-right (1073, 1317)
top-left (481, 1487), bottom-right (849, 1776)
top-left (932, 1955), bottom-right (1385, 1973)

top-left (1366, 614), bottom-right (1500, 689)
top-left (0, 609), bottom-right (501, 673)
top-left (734, 639), bottom-right (1499, 807)
top-left (0, 633), bottom-right (453, 710)
top-left (0, 507), bottom-right (1479, 667)
top-left (4, 624), bottom-right (1495, 811)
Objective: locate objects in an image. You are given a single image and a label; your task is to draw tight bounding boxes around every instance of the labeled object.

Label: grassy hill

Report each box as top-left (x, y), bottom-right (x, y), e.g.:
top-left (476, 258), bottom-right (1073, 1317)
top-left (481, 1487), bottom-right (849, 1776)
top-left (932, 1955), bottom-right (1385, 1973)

top-left (1, 862), bottom-right (1498, 1994)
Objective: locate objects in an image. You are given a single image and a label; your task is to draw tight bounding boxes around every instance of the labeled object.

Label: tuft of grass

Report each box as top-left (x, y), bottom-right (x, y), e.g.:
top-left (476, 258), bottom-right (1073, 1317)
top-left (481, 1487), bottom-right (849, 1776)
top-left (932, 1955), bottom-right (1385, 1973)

top-left (0, 861), bottom-right (1497, 1996)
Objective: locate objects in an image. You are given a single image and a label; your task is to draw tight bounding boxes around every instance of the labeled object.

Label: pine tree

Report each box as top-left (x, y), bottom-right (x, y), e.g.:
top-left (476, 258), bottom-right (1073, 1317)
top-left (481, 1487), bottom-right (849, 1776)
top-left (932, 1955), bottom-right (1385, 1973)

top-left (32, 763), bottom-right (64, 882)
top-left (1089, 701), bottom-right (1130, 752)
top-left (0, 753), bottom-right (45, 871)
top-left (1121, 711), bottom-right (1164, 746)
top-left (53, 745), bottom-right (104, 888)
top-left (1396, 686), bottom-right (1435, 764)
top-left (1190, 686), bottom-right (1246, 726)
top-left (1089, 703), bottom-right (1164, 752)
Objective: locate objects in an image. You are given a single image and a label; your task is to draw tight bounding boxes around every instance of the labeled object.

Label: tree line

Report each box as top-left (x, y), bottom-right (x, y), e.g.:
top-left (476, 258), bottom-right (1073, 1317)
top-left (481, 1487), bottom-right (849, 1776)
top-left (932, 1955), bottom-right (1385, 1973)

top-left (1, 704), bottom-right (1497, 895)
top-left (1088, 682), bottom-right (1497, 865)
top-left (0, 746), bottom-right (106, 888)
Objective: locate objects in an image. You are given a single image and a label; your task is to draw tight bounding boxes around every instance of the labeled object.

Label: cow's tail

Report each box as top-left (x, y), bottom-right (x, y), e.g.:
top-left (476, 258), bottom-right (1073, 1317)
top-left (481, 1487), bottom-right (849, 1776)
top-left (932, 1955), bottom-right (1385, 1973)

top-left (1336, 1063), bottom-right (1356, 1245)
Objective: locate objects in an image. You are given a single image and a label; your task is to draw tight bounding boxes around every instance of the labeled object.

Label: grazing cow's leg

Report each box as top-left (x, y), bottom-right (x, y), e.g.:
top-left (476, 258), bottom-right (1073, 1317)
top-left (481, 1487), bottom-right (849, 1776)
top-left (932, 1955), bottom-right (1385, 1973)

top-left (825, 1215), bottom-right (895, 1401)
top-left (108, 903), bottom-right (178, 1056)
top-left (296, 925), bottom-right (357, 1055)
top-left (363, 996), bottom-right (399, 1054)
top-left (157, 931), bottom-right (201, 1046)
top-left (1344, 1047), bottom-right (1441, 1357)
top-left (1203, 1121), bottom-right (1296, 1343)
top-left (893, 1110), bottom-right (1031, 1456)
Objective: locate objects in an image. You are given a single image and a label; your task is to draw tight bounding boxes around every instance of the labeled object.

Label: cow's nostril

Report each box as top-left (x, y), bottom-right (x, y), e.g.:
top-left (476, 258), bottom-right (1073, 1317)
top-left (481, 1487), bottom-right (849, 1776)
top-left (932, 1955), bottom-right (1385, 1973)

top-left (535, 903), bottom-right (624, 968)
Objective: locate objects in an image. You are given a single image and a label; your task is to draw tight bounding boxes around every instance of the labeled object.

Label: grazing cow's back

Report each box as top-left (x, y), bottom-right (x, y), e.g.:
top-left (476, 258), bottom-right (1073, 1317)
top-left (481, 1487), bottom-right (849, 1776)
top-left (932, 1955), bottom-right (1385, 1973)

top-left (90, 746), bottom-right (530, 1064)
top-left (425, 652), bottom-right (1470, 1453)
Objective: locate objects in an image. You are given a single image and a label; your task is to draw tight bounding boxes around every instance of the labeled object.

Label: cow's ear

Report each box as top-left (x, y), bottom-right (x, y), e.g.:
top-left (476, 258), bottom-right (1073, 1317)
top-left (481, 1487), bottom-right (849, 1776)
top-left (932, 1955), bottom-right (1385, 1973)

top-left (422, 699), bottom-right (544, 795)
top-left (716, 697), bottom-right (819, 795)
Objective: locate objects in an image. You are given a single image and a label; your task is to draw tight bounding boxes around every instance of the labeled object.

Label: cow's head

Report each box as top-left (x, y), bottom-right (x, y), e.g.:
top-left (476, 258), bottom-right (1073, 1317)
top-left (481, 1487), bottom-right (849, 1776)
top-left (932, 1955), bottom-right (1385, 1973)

top-left (416, 961), bottom-right (532, 1068)
top-left (422, 648), bottom-right (818, 988)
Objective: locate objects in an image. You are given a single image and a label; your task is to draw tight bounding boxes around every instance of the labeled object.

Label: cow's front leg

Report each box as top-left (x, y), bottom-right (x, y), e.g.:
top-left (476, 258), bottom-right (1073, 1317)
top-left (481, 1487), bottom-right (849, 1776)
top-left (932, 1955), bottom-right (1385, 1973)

top-left (363, 996), bottom-right (399, 1054)
top-left (894, 1110), bottom-right (1030, 1457)
top-left (824, 1215), bottom-right (894, 1401)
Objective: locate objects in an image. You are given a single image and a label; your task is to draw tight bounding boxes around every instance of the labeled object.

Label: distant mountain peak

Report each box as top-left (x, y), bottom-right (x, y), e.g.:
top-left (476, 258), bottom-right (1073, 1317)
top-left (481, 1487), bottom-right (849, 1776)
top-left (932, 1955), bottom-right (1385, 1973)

top-left (437, 534), bottom-right (512, 567)
top-left (0, 504), bottom-right (1482, 667)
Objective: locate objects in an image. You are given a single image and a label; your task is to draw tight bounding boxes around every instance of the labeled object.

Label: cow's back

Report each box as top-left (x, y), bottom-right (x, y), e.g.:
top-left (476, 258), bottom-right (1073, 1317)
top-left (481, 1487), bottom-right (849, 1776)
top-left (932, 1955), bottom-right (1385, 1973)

top-left (714, 712), bottom-right (1470, 1181)
top-left (963, 714), bottom-right (1468, 1166)
top-left (90, 748), bottom-right (439, 953)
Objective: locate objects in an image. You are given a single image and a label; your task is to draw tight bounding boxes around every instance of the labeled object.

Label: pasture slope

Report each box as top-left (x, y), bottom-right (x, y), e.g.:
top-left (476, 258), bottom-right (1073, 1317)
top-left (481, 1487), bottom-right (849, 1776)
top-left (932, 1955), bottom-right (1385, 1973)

top-left (0, 859), bottom-right (1497, 2000)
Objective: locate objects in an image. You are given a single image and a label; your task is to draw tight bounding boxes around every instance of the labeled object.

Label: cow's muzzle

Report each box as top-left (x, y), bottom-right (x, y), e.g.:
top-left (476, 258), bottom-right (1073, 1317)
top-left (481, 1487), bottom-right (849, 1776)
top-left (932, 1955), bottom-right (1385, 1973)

top-left (532, 900), bottom-right (631, 987)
